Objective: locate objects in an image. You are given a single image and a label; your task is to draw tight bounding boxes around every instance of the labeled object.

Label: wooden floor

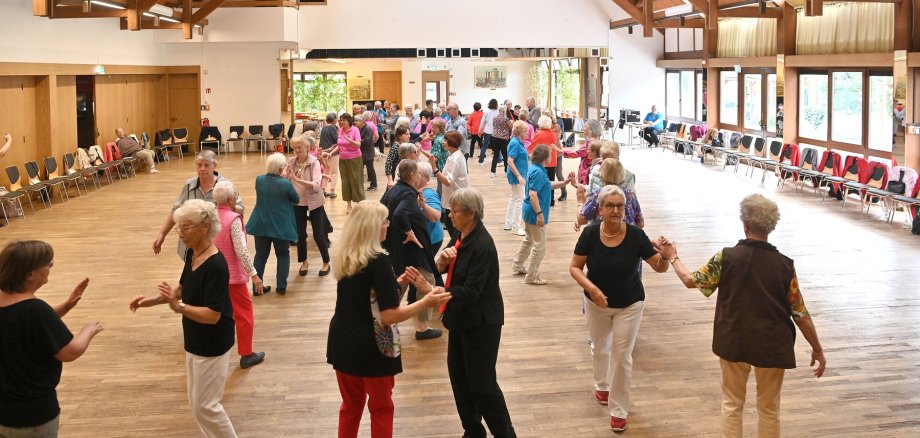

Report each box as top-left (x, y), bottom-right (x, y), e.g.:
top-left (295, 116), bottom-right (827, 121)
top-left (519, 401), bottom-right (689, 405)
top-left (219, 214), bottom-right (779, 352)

top-left (3, 146), bottom-right (920, 437)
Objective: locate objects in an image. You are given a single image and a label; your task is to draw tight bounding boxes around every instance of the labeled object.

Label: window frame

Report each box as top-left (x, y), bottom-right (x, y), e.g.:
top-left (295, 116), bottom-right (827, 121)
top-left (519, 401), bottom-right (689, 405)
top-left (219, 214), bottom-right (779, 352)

top-left (795, 68), bottom-right (894, 160)
top-left (665, 68), bottom-right (705, 124)
top-left (718, 67), bottom-right (777, 137)
top-left (292, 71), bottom-right (348, 115)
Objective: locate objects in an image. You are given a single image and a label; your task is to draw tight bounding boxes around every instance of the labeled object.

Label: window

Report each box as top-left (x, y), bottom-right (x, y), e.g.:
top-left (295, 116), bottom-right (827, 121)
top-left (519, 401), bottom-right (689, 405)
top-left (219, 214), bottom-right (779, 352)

top-left (868, 75), bottom-right (894, 152)
top-left (720, 71), bottom-right (738, 125)
top-left (665, 69), bottom-right (703, 121)
top-left (799, 74), bottom-right (828, 141)
top-left (666, 72), bottom-right (680, 118)
top-left (766, 74), bottom-right (777, 132)
top-left (680, 71), bottom-right (695, 118)
top-left (831, 72), bottom-right (863, 144)
top-left (553, 58), bottom-right (580, 113)
top-left (697, 72), bottom-right (704, 121)
top-left (743, 74), bottom-right (762, 130)
top-left (293, 72), bottom-right (347, 115)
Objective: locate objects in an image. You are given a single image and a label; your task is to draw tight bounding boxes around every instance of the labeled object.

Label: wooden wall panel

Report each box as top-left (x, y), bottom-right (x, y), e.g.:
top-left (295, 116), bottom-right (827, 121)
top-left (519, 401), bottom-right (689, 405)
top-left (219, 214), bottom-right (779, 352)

top-left (168, 73), bottom-right (201, 145)
top-left (94, 74), bottom-right (168, 146)
top-left (54, 75), bottom-right (78, 158)
top-left (0, 76), bottom-right (39, 186)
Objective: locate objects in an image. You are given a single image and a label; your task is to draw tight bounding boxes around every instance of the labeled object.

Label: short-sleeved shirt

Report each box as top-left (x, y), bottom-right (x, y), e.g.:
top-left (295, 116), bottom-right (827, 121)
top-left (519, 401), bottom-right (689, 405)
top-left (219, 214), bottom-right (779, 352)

top-left (521, 164), bottom-right (551, 224)
top-left (423, 187), bottom-right (445, 245)
top-left (644, 112), bottom-right (664, 130)
top-left (319, 125), bottom-right (338, 150)
top-left (327, 254), bottom-right (402, 377)
top-left (180, 249), bottom-right (235, 357)
top-left (506, 137), bottom-right (529, 186)
top-left (0, 299), bottom-right (73, 428)
top-left (442, 150), bottom-right (469, 206)
top-left (337, 126), bottom-right (362, 160)
top-left (574, 223), bottom-right (656, 308)
top-left (691, 250), bottom-right (809, 318)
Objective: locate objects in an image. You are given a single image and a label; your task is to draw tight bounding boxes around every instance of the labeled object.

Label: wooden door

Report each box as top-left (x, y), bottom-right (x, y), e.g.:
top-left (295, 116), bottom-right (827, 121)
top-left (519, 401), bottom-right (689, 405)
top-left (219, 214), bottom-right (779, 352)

top-left (168, 73), bottom-right (201, 146)
top-left (421, 70), bottom-right (450, 106)
top-left (372, 71), bottom-right (402, 105)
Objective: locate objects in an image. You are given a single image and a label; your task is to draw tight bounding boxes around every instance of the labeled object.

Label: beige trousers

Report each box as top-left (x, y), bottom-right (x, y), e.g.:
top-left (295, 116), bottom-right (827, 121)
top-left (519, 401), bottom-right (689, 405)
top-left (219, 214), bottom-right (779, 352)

top-left (719, 358), bottom-right (785, 438)
top-left (512, 222), bottom-right (546, 282)
top-left (134, 149), bottom-right (156, 172)
top-left (186, 351), bottom-right (237, 438)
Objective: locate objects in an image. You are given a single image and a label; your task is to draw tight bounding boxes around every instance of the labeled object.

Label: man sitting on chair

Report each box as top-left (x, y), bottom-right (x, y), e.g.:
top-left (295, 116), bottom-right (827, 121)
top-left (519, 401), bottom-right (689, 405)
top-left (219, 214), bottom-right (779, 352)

top-left (115, 128), bottom-right (159, 174)
top-left (640, 105), bottom-right (665, 147)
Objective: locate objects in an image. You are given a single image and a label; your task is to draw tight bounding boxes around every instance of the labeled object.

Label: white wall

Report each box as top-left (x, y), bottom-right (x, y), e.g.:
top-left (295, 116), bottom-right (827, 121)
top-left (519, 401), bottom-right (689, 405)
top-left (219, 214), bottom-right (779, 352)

top-left (608, 28), bottom-right (665, 143)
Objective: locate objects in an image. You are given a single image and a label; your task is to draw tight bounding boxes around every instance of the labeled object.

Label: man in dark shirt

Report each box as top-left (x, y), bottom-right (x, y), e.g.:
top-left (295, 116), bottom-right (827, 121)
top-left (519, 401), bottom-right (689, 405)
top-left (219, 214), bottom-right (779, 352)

top-left (319, 112), bottom-right (339, 197)
top-left (115, 128), bottom-right (158, 173)
top-left (355, 115), bottom-right (378, 191)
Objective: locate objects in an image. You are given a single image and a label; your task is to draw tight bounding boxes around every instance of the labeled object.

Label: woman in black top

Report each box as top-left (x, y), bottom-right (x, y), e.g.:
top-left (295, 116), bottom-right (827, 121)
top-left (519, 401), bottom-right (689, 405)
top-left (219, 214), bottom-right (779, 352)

top-left (130, 199), bottom-right (238, 438)
top-left (327, 200), bottom-right (450, 438)
top-left (569, 184), bottom-right (671, 433)
top-left (407, 187), bottom-right (517, 438)
top-left (0, 240), bottom-right (104, 437)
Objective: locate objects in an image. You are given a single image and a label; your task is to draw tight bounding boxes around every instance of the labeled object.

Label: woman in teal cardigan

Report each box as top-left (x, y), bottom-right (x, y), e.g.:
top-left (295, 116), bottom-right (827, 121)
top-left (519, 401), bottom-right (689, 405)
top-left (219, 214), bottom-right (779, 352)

top-left (246, 153), bottom-right (300, 295)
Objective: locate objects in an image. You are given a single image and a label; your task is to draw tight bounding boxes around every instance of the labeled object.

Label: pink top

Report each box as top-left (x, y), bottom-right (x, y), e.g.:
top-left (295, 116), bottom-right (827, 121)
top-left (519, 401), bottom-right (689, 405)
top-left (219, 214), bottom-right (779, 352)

top-left (413, 122), bottom-right (433, 151)
top-left (564, 138), bottom-right (594, 185)
top-left (337, 126), bottom-right (362, 160)
top-left (284, 155), bottom-right (325, 210)
top-left (214, 205), bottom-right (255, 285)
top-left (522, 124), bottom-right (535, 149)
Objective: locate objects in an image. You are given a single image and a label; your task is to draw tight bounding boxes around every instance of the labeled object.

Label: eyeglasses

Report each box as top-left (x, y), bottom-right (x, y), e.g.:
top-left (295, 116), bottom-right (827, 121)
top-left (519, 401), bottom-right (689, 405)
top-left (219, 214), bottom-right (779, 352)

top-left (175, 224), bottom-right (201, 233)
top-left (601, 203), bottom-right (627, 211)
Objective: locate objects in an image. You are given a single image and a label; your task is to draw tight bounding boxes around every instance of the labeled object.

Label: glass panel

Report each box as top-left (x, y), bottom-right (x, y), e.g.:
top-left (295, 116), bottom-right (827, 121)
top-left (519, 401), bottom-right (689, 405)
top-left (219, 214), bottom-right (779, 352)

top-left (293, 72), bottom-right (347, 114)
top-left (697, 71), bottom-right (704, 121)
top-left (666, 72), bottom-right (680, 119)
top-left (720, 71), bottom-right (738, 125)
top-left (832, 72), bottom-right (863, 144)
top-left (868, 75), bottom-right (894, 152)
top-left (554, 60), bottom-right (581, 112)
top-left (799, 74), bottom-right (828, 141)
top-left (425, 82), bottom-right (438, 102)
top-left (767, 74), bottom-right (777, 132)
top-left (744, 74), bottom-right (763, 130)
top-left (680, 71), bottom-right (694, 118)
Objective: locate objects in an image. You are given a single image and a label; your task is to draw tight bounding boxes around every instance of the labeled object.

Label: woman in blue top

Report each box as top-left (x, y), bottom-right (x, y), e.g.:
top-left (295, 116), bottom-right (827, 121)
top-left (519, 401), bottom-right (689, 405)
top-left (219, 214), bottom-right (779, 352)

top-left (504, 121), bottom-right (530, 236)
top-left (246, 153), bottom-right (300, 295)
top-left (511, 144), bottom-right (572, 285)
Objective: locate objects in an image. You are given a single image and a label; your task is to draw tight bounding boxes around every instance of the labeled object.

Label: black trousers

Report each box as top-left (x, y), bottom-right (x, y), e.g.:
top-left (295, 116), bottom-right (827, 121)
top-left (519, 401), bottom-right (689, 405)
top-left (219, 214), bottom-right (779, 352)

top-left (443, 209), bottom-right (458, 242)
top-left (490, 137), bottom-right (509, 173)
top-left (363, 158), bottom-right (377, 188)
top-left (448, 325), bottom-right (516, 438)
top-left (545, 166), bottom-right (556, 206)
top-left (293, 205), bottom-right (331, 263)
top-left (641, 127), bottom-right (661, 146)
top-left (469, 135), bottom-right (483, 160)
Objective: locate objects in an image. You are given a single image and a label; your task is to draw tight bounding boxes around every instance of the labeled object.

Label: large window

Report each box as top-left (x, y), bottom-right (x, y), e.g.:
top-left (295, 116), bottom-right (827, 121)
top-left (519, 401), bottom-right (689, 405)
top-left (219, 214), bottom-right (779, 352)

top-left (743, 74), bottom-right (763, 130)
top-left (680, 71), bottom-right (695, 118)
top-left (293, 72), bottom-right (347, 115)
top-left (799, 73), bottom-right (829, 141)
top-left (720, 71), bottom-right (738, 125)
top-left (766, 74), bottom-right (777, 132)
top-left (868, 75), bottom-right (894, 152)
top-left (666, 72), bottom-right (680, 118)
top-left (665, 69), bottom-right (704, 121)
top-left (832, 72), bottom-right (863, 144)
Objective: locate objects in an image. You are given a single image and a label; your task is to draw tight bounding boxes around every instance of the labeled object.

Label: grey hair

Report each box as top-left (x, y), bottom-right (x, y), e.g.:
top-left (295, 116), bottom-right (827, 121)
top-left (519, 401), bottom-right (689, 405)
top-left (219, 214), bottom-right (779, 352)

top-left (195, 149), bottom-right (218, 165)
top-left (213, 180), bottom-right (237, 205)
top-left (173, 199), bottom-right (221, 241)
top-left (397, 142), bottom-right (418, 159)
top-left (417, 161), bottom-right (433, 179)
top-left (265, 152), bottom-right (287, 175)
top-left (597, 185), bottom-right (626, 208)
top-left (397, 159), bottom-right (418, 183)
top-left (449, 187), bottom-right (484, 221)
top-left (585, 119), bottom-right (604, 138)
top-left (395, 116), bottom-right (410, 130)
top-left (354, 115), bottom-right (366, 123)
top-left (531, 144), bottom-right (551, 165)
top-left (537, 115), bottom-right (553, 130)
top-left (362, 111), bottom-right (376, 122)
top-left (740, 194), bottom-right (780, 235)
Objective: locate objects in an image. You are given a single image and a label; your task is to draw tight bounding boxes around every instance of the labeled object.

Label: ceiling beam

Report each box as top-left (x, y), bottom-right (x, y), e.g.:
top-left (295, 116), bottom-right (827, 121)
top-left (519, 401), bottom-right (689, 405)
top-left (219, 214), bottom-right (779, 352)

top-left (127, 0), bottom-right (161, 30)
top-left (191, 0), bottom-right (227, 25)
top-left (180, 0), bottom-right (192, 39)
top-left (719, 6), bottom-right (783, 17)
top-left (50, 7), bottom-right (129, 18)
top-left (610, 11), bottom-right (666, 28)
top-left (655, 17), bottom-right (706, 28)
top-left (643, 0), bottom-right (654, 36)
top-left (805, 0), bottom-right (823, 16)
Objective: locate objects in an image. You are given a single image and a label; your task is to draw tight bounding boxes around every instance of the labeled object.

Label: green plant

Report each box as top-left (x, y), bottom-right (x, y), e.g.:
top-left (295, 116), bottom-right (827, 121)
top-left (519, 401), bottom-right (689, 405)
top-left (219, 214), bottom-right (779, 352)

top-left (527, 64), bottom-right (548, 107)
top-left (804, 107), bottom-right (825, 130)
top-left (293, 74), bottom-right (347, 114)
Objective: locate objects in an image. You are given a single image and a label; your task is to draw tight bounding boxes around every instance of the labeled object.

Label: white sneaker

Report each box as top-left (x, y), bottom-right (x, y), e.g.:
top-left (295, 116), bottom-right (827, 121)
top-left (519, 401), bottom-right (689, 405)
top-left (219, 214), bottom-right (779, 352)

top-left (512, 229), bottom-right (526, 236)
top-left (478, 161), bottom-right (484, 167)
top-left (490, 172), bottom-right (497, 178)
top-left (149, 169), bottom-right (160, 174)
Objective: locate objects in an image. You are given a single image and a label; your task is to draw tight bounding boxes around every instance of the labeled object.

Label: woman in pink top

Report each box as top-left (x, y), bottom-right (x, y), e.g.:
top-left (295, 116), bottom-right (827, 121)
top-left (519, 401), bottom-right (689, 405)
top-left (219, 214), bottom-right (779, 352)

top-left (412, 110), bottom-right (434, 151)
top-left (283, 135), bottom-right (332, 277)
top-left (565, 119), bottom-right (603, 186)
top-left (212, 181), bottom-right (265, 369)
top-left (336, 113), bottom-right (364, 214)
top-left (519, 107), bottom-right (536, 149)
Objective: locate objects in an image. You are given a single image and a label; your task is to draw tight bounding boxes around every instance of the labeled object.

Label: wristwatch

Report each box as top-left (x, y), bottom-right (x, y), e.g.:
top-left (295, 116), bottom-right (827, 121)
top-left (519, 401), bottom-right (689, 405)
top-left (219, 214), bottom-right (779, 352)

top-left (177, 302), bottom-right (186, 314)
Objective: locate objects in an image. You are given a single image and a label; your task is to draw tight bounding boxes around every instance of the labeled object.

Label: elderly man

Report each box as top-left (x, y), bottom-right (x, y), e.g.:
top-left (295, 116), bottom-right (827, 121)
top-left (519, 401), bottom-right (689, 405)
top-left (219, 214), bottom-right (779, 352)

top-left (656, 194), bottom-right (826, 438)
top-left (640, 105), bottom-right (665, 147)
top-left (405, 105), bottom-right (420, 132)
top-left (444, 103), bottom-right (470, 160)
top-left (115, 128), bottom-right (158, 174)
top-left (526, 96), bottom-right (541, 126)
top-left (438, 102), bottom-right (449, 121)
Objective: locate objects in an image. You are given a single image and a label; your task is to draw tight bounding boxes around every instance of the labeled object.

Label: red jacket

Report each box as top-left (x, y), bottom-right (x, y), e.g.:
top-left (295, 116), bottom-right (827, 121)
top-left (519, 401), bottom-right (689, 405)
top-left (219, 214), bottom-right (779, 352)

top-left (467, 110), bottom-right (483, 136)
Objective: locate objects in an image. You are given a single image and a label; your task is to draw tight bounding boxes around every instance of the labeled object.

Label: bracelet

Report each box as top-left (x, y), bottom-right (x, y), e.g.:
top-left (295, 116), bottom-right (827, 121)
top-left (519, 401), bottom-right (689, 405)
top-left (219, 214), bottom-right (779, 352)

top-left (534, 211), bottom-right (543, 215)
top-left (433, 168), bottom-right (440, 173)
top-left (668, 256), bottom-right (679, 264)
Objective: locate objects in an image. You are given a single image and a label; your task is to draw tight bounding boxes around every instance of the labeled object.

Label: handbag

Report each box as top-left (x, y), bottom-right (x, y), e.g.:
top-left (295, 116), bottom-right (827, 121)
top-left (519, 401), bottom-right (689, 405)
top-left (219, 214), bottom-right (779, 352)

top-left (887, 170), bottom-right (906, 195)
top-left (370, 288), bottom-right (401, 358)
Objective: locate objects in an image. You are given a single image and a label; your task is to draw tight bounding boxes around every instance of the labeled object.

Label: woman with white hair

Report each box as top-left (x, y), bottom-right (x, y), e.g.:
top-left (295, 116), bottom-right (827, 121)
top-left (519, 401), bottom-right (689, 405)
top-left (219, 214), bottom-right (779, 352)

top-left (529, 115), bottom-right (565, 207)
top-left (656, 194), bottom-right (826, 437)
top-left (283, 135), bottom-right (332, 277)
top-left (212, 181), bottom-right (265, 369)
top-left (569, 185), bottom-right (671, 433)
top-left (130, 199), bottom-right (238, 437)
top-left (246, 153), bottom-right (300, 295)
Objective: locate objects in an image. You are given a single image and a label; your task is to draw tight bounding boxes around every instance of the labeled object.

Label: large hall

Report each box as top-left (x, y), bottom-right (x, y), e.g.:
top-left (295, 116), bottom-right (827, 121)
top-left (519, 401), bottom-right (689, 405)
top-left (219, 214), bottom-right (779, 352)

top-left (2, 1), bottom-right (919, 437)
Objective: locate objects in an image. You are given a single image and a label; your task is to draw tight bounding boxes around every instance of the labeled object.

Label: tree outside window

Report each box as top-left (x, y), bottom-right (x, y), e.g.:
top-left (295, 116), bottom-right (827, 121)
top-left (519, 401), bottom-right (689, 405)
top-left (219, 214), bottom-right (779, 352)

top-left (293, 73), bottom-right (347, 115)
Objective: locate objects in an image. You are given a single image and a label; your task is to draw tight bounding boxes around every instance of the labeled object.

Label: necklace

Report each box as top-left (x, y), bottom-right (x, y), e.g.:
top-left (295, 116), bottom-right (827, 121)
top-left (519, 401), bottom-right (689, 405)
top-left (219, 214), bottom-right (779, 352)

top-left (192, 244), bottom-right (214, 264)
top-left (601, 222), bottom-right (624, 239)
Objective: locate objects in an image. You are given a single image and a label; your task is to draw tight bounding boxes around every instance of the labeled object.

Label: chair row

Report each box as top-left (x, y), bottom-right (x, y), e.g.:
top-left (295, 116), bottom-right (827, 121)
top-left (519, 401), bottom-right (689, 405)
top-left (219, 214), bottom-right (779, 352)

top-left (202, 124), bottom-right (295, 157)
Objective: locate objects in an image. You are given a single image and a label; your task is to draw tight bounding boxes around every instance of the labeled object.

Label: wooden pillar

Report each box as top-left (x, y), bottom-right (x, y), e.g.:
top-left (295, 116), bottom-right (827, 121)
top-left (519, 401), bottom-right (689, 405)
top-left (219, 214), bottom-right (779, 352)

top-left (34, 75), bottom-right (56, 164)
top-left (784, 67), bottom-right (799, 145)
top-left (643, 0), bottom-right (654, 38)
top-left (707, 66), bottom-right (719, 129)
top-left (906, 69), bottom-right (920, 170)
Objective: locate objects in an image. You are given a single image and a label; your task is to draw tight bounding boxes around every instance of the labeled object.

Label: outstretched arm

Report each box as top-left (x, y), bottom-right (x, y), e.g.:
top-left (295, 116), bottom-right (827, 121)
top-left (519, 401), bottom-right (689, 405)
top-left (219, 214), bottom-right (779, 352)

top-left (0, 133), bottom-right (11, 158)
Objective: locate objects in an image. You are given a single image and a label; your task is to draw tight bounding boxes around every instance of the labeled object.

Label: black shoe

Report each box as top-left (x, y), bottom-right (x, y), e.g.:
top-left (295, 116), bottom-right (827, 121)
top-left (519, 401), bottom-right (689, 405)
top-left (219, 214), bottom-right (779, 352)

top-left (276, 288), bottom-right (287, 296)
top-left (415, 328), bottom-right (443, 340)
top-left (558, 194), bottom-right (567, 201)
top-left (254, 286), bottom-right (271, 296)
top-left (319, 266), bottom-right (332, 277)
top-left (299, 266), bottom-right (308, 276)
top-left (366, 186), bottom-right (378, 191)
top-left (240, 352), bottom-right (265, 369)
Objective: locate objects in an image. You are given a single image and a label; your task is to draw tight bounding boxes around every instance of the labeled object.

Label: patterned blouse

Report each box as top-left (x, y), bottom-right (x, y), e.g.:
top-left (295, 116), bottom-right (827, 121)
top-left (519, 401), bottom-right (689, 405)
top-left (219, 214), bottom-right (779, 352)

top-left (581, 186), bottom-right (643, 226)
top-left (691, 251), bottom-right (809, 318)
top-left (493, 113), bottom-right (511, 140)
top-left (229, 217), bottom-right (257, 278)
top-left (384, 144), bottom-right (400, 178)
top-left (431, 133), bottom-right (449, 170)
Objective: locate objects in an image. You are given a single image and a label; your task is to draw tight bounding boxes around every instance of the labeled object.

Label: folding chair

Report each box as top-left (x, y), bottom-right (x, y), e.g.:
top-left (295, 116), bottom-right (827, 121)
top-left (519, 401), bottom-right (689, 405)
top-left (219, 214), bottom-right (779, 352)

top-left (26, 161), bottom-right (67, 203)
top-left (44, 156), bottom-right (82, 197)
top-left (63, 152), bottom-right (100, 191)
top-left (5, 165), bottom-right (48, 213)
top-left (245, 125), bottom-right (266, 157)
top-left (172, 128), bottom-right (194, 155)
top-left (155, 129), bottom-right (178, 160)
top-left (199, 126), bottom-right (223, 155)
top-left (0, 187), bottom-right (26, 225)
top-left (226, 126), bottom-right (246, 153)
top-left (266, 123), bottom-right (286, 153)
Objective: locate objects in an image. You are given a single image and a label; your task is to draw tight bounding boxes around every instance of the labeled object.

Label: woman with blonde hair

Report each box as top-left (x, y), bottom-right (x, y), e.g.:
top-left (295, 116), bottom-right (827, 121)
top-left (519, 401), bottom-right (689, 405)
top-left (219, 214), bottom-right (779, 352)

top-left (327, 201), bottom-right (451, 438)
top-left (246, 153), bottom-right (300, 295)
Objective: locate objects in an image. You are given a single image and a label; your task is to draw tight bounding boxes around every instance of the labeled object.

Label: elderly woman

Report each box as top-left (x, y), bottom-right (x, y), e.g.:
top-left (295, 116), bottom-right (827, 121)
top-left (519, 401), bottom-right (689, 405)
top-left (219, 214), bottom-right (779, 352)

top-left (411, 110), bottom-right (434, 152)
top-left (319, 112), bottom-right (340, 198)
top-left (476, 99), bottom-right (498, 165)
top-left (656, 194), bottom-right (826, 437)
top-left (246, 153), bottom-right (300, 295)
top-left (512, 144), bottom-right (572, 285)
top-left (428, 118), bottom-right (448, 174)
top-left (431, 131), bottom-right (469, 240)
top-left (568, 185), bottom-right (671, 433)
top-left (416, 161), bottom-right (444, 251)
top-left (577, 158), bottom-right (644, 230)
top-left (337, 113), bottom-right (364, 214)
top-left (0, 241), bottom-right (103, 436)
top-left (384, 127), bottom-right (411, 189)
top-left (131, 199), bottom-right (238, 437)
top-left (566, 119), bottom-right (603, 186)
top-left (380, 159), bottom-right (444, 340)
top-left (152, 150), bottom-right (242, 257)
top-left (283, 136), bottom-right (332, 277)
top-left (212, 181), bottom-right (265, 369)
top-left (504, 120), bottom-right (530, 236)
top-left (326, 201), bottom-right (450, 438)
top-left (406, 188), bottom-right (516, 438)
top-left (358, 112), bottom-right (379, 191)
top-left (529, 115), bottom-right (565, 207)
top-left (489, 103), bottom-right (512, 176)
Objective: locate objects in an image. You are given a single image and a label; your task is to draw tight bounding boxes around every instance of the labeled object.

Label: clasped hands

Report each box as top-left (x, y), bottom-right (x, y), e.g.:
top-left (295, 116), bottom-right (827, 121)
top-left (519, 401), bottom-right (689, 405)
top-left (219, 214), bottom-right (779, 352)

top-left (396, 266), bottom-right (452, 309)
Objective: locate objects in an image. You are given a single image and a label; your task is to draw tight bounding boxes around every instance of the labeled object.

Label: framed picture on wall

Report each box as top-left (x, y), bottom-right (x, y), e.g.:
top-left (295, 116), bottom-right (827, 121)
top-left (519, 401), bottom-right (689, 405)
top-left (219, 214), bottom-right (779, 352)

top-left (474, 66), bottom-right (507, 89)
top-left (349, 78), bottom-right (371, 100)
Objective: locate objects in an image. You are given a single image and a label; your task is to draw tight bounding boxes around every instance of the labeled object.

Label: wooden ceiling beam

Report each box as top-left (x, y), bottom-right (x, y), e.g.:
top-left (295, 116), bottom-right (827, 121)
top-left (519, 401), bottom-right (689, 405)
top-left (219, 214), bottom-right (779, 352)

top-left (719, 5), bottom-right (783, 17)
top-left (805, 0), bottom-right (823, 16)
top-left (655, 17), bottom-right (706, 27)
top-left (180, 0), bottom-right (192, 39)
top-left (643, 0), bottom-right (654, 36)
top-left (191, 0), bottom-right (227, 25)
top-left (50, 6), bottom-right (129, 18)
